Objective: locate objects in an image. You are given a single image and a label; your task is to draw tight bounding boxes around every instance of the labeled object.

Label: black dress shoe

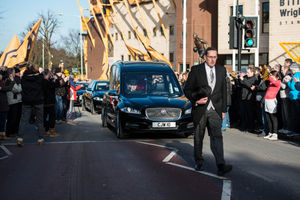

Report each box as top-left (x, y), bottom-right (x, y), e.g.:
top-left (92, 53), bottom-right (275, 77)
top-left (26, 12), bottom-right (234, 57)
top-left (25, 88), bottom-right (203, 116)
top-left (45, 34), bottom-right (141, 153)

top-left (194, 164), bottom-right (204, 171)
top-left (217, 164), bottom-right (232, 176)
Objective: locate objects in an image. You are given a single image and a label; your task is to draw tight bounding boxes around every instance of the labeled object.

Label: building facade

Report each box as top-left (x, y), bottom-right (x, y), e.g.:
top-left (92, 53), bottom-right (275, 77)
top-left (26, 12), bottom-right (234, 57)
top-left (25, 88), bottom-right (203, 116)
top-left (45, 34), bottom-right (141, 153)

top-left (176, 0), bottom-right (218, 72)
top-left (218, 0), bottom-right (300, 71)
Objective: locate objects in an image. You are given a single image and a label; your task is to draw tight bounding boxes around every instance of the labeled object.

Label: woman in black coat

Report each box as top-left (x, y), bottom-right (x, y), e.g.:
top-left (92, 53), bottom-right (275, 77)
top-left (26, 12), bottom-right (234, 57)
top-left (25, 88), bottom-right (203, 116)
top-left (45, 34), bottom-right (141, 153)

top-left (0, 72), bottom-right (15, 140)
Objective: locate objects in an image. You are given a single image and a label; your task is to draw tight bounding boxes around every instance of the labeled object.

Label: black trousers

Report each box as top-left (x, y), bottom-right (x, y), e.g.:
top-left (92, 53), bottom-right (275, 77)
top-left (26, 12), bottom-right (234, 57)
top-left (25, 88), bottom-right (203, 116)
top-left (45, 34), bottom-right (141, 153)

top-left (6, 102), bottom-right (22, 136)
top-left (240, 100), bottom-right (255, 131)
top-left (280, 98), bottom-right (290, 130)
top-left (44, 105), bottom-right (56, 131)
top-left (194, 109), bottom-right (225, 166)
top-left (265, 112), bottom-right (278, 134)
top-left (289, 100), bottom-right (300, 133)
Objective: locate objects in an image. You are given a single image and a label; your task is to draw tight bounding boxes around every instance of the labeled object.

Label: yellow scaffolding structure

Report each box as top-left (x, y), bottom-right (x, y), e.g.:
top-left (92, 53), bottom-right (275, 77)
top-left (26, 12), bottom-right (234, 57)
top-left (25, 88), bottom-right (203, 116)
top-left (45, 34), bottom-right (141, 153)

top-left (279, 42), bottom-right (300, 64)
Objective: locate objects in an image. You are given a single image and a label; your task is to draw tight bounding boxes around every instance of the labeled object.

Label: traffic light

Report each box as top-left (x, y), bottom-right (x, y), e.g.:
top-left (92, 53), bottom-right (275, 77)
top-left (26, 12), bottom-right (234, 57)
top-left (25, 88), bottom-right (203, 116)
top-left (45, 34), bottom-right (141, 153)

top-left (229, 16), bottom-right (238, 49)
top-left (243, 17), bottom-right (258, 48)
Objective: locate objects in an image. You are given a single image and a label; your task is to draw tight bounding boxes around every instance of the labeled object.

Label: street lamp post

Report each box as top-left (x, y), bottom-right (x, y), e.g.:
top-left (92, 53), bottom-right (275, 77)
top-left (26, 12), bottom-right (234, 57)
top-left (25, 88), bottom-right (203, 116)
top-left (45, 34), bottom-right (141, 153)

top-left (42, 39), bottom-right (45, 70)
top-left (80, 20), bottom-right (83, 80)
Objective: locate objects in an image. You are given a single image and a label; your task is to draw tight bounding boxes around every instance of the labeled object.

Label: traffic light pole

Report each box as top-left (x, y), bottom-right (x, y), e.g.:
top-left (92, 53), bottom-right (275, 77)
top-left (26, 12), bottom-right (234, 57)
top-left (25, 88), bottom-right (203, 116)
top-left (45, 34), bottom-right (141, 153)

top-left (237, 18), bottom-right (242, 72)
top-left (236, 0), bottom-right (242, 72)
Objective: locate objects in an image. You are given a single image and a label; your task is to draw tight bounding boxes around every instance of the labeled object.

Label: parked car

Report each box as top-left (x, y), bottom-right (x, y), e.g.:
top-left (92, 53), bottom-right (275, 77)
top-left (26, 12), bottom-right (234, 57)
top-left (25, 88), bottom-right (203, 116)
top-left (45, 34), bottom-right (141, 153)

top-left (102, 61), bottom-right (193, 138)
top-left (82, 80), bottom-right (110, 114)
top-left (75, 82), bottom-right (88, 106)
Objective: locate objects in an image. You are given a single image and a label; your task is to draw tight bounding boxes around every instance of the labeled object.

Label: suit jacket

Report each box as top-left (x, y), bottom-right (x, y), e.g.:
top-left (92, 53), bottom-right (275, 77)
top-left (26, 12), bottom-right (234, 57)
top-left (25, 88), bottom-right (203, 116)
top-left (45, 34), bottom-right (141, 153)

top-left (184, 63), bottom-right (227, 126)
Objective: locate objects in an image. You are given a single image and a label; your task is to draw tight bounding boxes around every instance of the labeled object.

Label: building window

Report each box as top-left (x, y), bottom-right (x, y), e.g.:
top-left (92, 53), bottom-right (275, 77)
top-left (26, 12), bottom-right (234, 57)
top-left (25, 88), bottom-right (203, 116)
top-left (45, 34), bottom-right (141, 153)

top-left (128, 31), bottom-right (131, 39)
top-left (224, 54), bottom-right (254, 69)
top-left (169, 25), bottom-right (174, 36)
top-left (230, 5), bottom-right (243, 16)
top-left (179, 63), bottom-right (190, 73)
top-left (153, 27), bottom-right (157, 37)
top-left (143, 29), bottom-right (148, 37)
top-left (160, 26), bottom-right (164, 36)
top-left (121, 55), bottom-right (124, 61)
top-left (128, 55), bottom-right (131, 61)
top-left (259, 53), bottom-right (269, 65)
top-left (170, 52), bottom-right (174, 62)
top-left (134, 31), bottom-right (137, 39)
top-left (115, 33), bottom-right (118, 40)
top-left (262, 2), bottom-right (269, 33)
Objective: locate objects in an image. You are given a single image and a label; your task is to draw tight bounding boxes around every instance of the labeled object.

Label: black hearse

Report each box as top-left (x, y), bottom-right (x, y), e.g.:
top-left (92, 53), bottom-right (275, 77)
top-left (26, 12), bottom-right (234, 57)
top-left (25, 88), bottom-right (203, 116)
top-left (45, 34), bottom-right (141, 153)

top-left (101, 61), bottom-right (193, 138)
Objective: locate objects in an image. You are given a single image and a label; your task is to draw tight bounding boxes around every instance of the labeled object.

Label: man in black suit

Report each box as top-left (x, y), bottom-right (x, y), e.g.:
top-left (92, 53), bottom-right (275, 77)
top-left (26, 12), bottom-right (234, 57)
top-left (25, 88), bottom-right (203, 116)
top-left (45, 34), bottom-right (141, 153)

top-left (184, 47), bottom-right (232, 176)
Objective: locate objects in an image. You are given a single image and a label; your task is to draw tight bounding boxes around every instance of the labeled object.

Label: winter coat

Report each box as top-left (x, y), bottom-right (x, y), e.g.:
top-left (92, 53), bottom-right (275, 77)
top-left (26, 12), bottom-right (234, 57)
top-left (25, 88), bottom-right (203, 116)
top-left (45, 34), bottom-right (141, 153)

top-left (0, 80), bottom-right (15, 112)
top-left (43, 78), bottom-right (60, 106)
top-left (68, 85), bottom-right (82, 101)
top-left (21, 69), bottom-right (44, 105)
top-left (265, 76), bottom-right (281, 99)
top-left (287, 72), bottom-right (300, 100)
top-left (6, 80), bottom-right (22, 105)
top-left (239, 75), bottom-right (257, 101)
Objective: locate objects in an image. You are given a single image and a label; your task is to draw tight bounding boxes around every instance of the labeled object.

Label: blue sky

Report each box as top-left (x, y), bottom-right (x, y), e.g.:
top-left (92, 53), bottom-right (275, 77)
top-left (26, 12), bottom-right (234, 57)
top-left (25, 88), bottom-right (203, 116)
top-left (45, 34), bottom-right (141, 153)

top-left (0, 0), bottom-right (90, 52)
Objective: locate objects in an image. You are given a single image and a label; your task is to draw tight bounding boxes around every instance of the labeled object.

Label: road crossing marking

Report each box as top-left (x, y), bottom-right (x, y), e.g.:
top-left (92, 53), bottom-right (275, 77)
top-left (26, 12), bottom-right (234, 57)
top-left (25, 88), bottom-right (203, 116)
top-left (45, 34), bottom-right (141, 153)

top-left (0, 145), bottom-right (13, 160)
top-left (221, 180), bottom-right (232, 200)
top-left (138, 141), bottom-right (232, 200)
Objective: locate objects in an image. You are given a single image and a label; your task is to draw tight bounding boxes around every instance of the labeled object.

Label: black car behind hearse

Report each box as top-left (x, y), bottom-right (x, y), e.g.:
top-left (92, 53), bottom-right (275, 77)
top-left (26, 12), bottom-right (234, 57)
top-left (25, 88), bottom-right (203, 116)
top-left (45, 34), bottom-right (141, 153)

top-left (101, 61), bottom-right (193, 138)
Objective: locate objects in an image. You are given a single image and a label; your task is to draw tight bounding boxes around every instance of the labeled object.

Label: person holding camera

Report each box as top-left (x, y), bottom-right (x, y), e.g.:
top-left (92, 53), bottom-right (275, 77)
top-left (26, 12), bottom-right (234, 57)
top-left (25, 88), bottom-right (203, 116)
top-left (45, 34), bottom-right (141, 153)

top-left (43, 69), bottom-right (61, 137)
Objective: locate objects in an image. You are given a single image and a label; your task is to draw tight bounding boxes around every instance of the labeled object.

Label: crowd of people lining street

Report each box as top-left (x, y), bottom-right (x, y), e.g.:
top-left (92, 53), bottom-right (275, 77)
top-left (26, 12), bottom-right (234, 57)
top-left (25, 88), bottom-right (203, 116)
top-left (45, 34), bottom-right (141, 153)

top-left (0, 64), bottom-right (84, 146)
top-left (0, 57), bottom-right (299, 146)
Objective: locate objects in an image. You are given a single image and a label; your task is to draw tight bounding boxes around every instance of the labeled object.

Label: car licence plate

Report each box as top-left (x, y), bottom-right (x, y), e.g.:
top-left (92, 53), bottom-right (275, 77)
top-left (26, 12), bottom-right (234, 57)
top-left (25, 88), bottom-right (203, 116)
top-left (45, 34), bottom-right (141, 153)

top-left (152, 122), bottom-right (176, 128)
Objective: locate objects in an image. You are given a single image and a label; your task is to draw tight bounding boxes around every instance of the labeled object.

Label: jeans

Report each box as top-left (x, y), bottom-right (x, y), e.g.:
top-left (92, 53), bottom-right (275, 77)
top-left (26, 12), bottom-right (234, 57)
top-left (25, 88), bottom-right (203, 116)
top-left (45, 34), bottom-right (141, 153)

top-left (18, 104), bottom-right (44, 139)
top-left (222, 106), bottom-right (230, 130)
top-left (55, 96), bottom-right (63, 121)
top-left (261, 107), bottom-right (269, 133)
top-left (66, 100), bottom-right (74, 119)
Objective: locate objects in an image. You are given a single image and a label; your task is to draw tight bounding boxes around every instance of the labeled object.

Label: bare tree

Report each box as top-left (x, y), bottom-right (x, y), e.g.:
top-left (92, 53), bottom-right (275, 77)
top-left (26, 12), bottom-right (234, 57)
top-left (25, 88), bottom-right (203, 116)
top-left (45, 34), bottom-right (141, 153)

top-left (39, 10), bottom-right (60, 70)
top-left (20, 10), bottom-right (60, 69)
top-left (61, 29), bottom-right (81, 57)
top-left (60, 29), bottom-right (81, 71)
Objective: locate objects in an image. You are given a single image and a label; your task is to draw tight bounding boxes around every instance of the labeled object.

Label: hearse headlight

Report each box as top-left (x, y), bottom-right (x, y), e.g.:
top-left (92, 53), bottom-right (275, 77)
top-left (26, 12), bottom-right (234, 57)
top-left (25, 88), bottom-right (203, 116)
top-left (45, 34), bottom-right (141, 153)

top-left (121, 107), bottom-right (141, 114)
top-left (185, 108), bottom-right (192, 115)
top-left (94, 97), bottom-right (103, 101)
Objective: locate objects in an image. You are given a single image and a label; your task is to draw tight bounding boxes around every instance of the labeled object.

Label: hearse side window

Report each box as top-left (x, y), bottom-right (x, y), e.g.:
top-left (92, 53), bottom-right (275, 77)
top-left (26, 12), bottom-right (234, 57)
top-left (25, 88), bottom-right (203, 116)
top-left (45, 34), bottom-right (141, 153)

top-left (115, 66), bottom-right (120, 92)
top-left (87, 81), bottom-right (94, 90)
top-left (109, 65), bottom-right (116, 90)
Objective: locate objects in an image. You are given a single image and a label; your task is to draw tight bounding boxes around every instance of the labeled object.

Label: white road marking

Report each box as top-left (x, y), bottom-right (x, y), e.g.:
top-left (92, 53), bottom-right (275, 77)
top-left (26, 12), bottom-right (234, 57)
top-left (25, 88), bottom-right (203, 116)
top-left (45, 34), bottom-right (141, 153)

top-left (0, 155), bottom-right (9, 160)
top-left (0, 144), bottom-right (13, 155)
top-left (162, 151), bottom-right (177, 163)
top-left (0, 145), bottom-right (13, 160)
top-left (221, 180), bottom-right (232, 200)
top-left (247, 170), bottom-right (275, 183)
top-left (166, 162), bottom-right (228, 180)
top-left (136, 141), bottom-right (177, 151)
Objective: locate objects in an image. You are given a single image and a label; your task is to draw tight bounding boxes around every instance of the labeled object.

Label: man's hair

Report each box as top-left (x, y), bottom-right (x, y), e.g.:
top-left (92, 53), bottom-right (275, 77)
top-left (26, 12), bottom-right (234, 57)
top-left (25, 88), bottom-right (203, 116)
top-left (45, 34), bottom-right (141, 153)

top-left (247, 67), bottom-right (255, 74)
top-left (204, 47), bottom-right (218, 56)
top-left (7, 67), bottom-right (15, 75)
top-left (285, 58), bottom-right (293, 64)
